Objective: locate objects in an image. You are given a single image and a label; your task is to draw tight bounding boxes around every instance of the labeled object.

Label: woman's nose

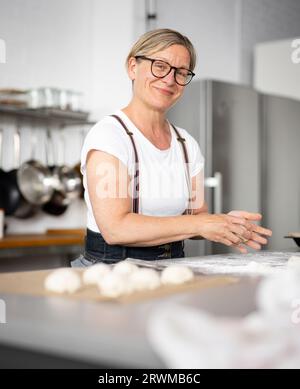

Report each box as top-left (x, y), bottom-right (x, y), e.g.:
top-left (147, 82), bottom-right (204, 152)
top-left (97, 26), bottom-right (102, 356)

top-left (163, 69), bottom-right (176, 85)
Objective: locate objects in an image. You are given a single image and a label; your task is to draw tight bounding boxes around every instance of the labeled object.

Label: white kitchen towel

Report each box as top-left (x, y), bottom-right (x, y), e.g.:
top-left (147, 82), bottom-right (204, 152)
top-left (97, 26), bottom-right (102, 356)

top-left (147, 269), bottom-right (300, 369)
top-left (147, 304), bottom-right (300, 368)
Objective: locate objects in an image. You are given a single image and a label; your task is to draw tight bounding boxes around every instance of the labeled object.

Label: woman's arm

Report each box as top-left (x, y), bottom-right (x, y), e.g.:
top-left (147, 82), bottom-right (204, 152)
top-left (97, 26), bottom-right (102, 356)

top-left (86, 150), bottom-right (252, 248)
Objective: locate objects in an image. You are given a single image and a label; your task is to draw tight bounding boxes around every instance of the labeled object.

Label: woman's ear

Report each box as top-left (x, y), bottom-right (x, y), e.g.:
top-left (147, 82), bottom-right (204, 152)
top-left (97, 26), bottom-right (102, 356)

top-left (127, 57), bottom-right (137, 81)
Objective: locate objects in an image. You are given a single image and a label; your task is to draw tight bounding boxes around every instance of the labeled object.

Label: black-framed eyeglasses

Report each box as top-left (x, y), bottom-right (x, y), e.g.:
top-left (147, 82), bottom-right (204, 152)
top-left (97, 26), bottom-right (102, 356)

top-left (135, 55), bottom-right (195, 86)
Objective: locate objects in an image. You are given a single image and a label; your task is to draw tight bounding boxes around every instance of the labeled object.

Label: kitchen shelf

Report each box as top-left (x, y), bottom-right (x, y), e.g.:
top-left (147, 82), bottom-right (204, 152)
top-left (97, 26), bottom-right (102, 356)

top-left (0, 105), bottom-right (95, 126)
top-left (0, 230), bottom-right (85, 250)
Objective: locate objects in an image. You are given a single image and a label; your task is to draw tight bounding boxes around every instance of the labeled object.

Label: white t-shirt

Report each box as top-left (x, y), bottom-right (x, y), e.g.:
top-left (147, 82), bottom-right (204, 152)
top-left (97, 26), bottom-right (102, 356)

top-left (81, 110), bottom-right (204, 233)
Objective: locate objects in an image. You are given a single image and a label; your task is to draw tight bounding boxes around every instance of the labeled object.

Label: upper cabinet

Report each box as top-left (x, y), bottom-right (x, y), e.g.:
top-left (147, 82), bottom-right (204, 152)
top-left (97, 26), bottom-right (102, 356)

top-left (254, 38), bottom-right (300, 101)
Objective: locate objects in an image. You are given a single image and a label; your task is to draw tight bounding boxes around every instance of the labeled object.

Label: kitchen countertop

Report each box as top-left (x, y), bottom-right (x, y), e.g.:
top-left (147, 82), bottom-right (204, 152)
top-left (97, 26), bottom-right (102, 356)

top-left (0, 276), bottom-right (259, 368)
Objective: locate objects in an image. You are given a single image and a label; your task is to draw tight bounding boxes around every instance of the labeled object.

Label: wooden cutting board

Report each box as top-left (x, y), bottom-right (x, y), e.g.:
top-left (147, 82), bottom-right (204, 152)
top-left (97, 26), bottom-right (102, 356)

top-left (0, 268), bottom-right (238, 304)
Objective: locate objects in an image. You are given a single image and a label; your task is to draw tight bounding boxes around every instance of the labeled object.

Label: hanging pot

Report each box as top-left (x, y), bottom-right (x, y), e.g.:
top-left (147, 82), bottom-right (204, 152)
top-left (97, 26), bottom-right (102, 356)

top-left (55, 128), bottom-right (82, 201)
top-left (6, 129), bottom-right (39, 219)
top-left (17, 128), bottom-right (55, 206)
top-left (0, 128), bottom-right (22, 215)
top-left (42, 129), bottom-right (70, 216)
top-left (73, 127), bottom-right (85, 199)
top-left (0, 128), bottom-right (9, 212)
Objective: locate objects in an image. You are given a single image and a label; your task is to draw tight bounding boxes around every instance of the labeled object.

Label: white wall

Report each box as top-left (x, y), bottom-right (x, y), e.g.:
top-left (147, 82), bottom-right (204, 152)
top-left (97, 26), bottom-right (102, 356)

top-left (0, 0), bottom-right (136, 233)
top-left (143, 0), bottom-right (300, 85)
top-left (148, 0), bottom-right (241, 83)
top-left (240, 0), bottom-right (300, 84)
top-left (0, 0), bottom-right (135, 119)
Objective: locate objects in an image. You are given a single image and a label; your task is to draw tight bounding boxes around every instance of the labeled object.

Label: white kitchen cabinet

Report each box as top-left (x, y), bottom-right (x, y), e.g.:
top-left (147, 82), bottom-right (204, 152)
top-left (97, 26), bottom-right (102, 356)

top-left (254, 38), bottom-right (300, 101)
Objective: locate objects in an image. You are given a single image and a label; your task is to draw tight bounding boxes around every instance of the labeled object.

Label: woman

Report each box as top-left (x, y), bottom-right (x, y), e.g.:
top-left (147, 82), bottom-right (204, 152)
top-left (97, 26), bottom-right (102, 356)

top-left (73, 28), bottom-right (272, 266)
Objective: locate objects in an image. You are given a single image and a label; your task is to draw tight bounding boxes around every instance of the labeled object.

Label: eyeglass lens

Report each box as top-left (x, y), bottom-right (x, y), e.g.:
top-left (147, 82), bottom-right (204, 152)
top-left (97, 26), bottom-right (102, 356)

top-left (151, 60), bottom-right (193, 85)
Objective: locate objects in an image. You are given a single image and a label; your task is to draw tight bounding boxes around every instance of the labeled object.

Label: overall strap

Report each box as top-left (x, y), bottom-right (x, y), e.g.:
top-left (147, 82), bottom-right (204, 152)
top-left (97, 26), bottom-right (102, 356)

top-left (171, 124), bottom-right (193, 215)
top-left (110, 114), bottom-right (139, 214)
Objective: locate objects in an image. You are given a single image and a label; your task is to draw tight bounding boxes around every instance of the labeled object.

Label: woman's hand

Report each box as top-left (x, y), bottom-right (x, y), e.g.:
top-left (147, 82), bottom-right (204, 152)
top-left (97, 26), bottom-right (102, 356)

top-left (194, 213), bottom-right (252, 252)
top-left (227, 210), bottom-right (272, 252)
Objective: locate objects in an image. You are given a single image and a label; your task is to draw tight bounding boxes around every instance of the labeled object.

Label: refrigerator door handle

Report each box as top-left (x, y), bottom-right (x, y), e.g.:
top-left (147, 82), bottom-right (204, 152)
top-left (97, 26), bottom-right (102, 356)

top-left (205, 172), bottom-right (223, 213)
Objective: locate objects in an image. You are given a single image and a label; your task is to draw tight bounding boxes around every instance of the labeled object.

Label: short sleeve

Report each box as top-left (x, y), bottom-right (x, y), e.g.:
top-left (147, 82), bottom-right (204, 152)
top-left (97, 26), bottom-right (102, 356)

top-left (80, 117), bottom-right (131, 175)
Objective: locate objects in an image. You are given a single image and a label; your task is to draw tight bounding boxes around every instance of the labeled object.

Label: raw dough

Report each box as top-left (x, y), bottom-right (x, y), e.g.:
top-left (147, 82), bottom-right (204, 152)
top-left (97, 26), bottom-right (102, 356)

top-left (161, 265), bottom-right (194, 285)
top-left (83, 263), bottom-right (111, 285)
top-left (130, 268), bottom-right (161, 291)
top-left (113, 261), bottom-right (139, 276)
top-left (44, 268), bottom-right (81, 294)
top-left (98, 273), bottom-right (129, 298)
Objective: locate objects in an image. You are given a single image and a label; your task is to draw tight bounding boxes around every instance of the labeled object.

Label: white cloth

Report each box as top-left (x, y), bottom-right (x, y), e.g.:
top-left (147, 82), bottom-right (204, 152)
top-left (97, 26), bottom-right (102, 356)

top-left (81, 110), bottom-right (204, 233)
top-left (147, 269), bottom-right (300, 369)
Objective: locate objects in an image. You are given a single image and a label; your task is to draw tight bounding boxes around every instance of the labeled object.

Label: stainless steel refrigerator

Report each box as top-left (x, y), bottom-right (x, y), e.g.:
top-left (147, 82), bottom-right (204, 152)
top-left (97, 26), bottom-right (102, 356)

top-left (168, 80), bottom-right (300, 256)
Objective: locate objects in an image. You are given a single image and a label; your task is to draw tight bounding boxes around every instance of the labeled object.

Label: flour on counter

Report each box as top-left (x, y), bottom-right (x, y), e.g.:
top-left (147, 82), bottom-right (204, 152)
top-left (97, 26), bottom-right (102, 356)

top-left (127, 252), bottom-right (297, 276)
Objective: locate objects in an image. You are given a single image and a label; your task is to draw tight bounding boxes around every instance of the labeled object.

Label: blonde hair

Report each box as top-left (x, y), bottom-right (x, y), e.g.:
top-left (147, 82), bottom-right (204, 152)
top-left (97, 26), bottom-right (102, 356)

top-left (126, 28), bottom-right (196, 71)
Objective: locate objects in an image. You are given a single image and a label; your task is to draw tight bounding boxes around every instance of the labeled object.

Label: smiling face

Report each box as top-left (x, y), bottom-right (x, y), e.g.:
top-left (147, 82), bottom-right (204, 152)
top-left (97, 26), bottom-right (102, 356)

top-left (127, 44), bottom-right (191, 113)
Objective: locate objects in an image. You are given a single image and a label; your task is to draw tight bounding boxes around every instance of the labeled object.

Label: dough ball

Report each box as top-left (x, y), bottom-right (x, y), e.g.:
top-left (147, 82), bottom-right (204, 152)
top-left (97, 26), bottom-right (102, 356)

top-left (130, 268), bottom-right (161, 291)
top-left (44, 268), bottom-right (81, 294)
top-left (113, 261), bottom-right (139, 276)
top-left (83, 263), bottom-right (111, 285)
top-left (98, 272), bottom-right (129, 298)
top-left (161, 265), bottom-right (194, 285)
